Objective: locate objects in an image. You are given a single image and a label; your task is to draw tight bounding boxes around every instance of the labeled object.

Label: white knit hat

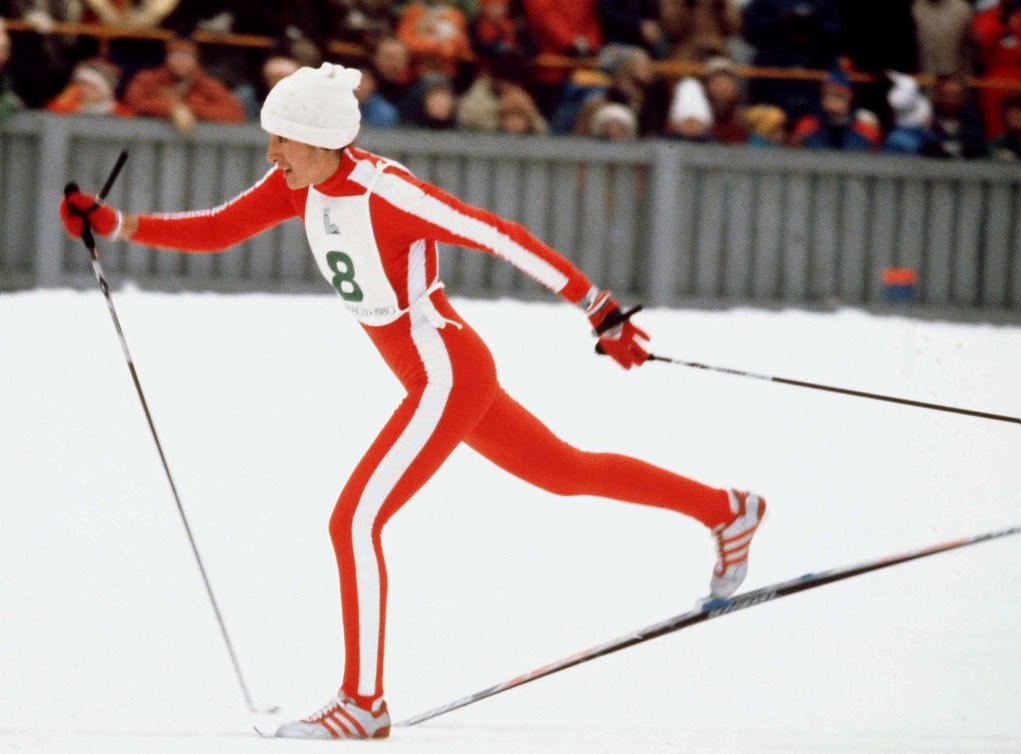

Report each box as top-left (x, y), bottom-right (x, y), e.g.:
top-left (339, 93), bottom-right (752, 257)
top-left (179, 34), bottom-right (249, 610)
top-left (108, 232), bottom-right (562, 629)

top-left (887, 71), bottom-right (932, 130)
top-left (261, 63), bottom-right (362, 149)
top-left (590, 102), bottom-right (638, 138)
top-left (669, 77), bottom-right (713, 127)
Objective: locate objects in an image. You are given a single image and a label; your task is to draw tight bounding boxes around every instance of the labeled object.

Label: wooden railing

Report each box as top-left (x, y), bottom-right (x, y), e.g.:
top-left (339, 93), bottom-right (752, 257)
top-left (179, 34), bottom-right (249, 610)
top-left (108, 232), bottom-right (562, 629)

top-left (5, 18), bottom-right (1021, 91)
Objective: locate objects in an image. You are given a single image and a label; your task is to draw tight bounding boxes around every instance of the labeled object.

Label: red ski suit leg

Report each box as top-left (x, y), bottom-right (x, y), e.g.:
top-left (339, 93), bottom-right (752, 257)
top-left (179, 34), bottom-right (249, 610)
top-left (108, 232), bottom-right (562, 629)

top-left (465, 389), bottom-right (730, 525)
top-left (330, 304), bottom-right (497, 707)
top-left (329, 294), bottom-right (730, 707)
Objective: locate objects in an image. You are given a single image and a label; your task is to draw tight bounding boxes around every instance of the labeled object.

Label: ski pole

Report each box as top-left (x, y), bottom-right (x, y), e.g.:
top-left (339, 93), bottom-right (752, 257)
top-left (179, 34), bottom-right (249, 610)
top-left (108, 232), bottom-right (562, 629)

top-left (65, 151), bottom-right (277, 715)
top-left (595, 305), bottom-right (1016, 426)
top-left (645, 353), bottom-right (1019, 426)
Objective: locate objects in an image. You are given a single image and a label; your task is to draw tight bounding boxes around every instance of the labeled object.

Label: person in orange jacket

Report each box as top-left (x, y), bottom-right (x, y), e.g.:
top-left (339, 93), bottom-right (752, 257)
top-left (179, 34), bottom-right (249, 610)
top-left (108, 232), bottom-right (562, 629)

top-left (395, 0), bottom-right (471, 78)
top-left (46, 59), bottom-right (134, 117)
top-left (123, 37), bottom-right (244, 133)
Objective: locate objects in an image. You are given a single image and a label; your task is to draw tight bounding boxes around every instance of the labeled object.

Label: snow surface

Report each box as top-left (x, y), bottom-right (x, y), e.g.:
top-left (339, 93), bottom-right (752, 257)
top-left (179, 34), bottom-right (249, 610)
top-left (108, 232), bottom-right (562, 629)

top-left (1, 289), bottom-right (1019, 754)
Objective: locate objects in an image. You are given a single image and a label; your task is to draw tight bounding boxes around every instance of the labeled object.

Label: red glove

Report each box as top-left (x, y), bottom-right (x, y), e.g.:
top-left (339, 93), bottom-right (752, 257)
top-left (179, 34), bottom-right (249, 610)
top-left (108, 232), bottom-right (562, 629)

top-left (585, 289), bottom-right (650, 370)
top-left (60, 189), bottom-right (122, 240)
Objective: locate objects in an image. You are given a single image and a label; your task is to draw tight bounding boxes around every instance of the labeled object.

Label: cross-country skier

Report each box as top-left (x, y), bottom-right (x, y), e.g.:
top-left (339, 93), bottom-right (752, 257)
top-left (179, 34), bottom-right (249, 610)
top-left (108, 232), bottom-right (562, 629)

top-left (60, 63), bottom-right (766, 741)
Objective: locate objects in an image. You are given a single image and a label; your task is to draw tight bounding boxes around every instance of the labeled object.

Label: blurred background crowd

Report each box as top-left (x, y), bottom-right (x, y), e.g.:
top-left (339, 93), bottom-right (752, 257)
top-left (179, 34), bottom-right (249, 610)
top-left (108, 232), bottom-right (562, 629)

top-left (1, 0), bottom-right (1020, 161)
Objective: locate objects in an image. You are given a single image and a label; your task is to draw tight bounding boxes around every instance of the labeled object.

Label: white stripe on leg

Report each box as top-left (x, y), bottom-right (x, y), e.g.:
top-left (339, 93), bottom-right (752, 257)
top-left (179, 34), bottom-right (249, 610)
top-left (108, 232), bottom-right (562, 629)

top-left (349, 325), bottom-right (452, 698)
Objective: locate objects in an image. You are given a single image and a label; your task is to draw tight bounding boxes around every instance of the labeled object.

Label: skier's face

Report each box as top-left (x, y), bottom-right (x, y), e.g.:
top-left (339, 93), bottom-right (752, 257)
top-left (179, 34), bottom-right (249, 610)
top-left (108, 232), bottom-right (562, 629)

top-left (266, 134), bottom-right (341, 189)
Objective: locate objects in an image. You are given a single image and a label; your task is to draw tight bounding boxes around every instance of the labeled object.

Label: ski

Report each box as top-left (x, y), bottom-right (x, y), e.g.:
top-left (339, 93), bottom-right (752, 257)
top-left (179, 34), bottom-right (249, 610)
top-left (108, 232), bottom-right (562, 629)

top-left (396, 525), bottom-right (1020, 727)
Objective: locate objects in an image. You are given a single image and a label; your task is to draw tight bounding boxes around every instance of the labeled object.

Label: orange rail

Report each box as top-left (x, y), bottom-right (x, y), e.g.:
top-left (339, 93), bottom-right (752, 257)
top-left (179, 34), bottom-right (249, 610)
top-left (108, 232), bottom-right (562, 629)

top-left (5, 18), bottom-right (1021, 91)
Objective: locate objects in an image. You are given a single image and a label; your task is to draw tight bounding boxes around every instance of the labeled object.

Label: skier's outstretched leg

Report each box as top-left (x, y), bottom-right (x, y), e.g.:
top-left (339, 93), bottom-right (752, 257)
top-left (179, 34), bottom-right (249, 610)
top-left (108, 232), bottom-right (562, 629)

top-left (465, 387), bottom-right (766, 597)
top-left (466, 387), bottom-right (732, 525)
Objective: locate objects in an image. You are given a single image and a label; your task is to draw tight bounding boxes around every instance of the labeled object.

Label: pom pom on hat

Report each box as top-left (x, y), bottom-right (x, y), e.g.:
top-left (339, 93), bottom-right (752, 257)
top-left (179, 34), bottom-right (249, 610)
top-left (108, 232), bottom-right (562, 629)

top-left (261, 63), bottom-right (362, 149)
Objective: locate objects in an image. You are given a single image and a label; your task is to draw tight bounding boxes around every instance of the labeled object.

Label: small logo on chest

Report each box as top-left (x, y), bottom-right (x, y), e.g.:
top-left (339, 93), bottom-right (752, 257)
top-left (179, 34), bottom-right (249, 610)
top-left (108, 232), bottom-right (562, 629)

top-left (322, 209), bottom-right (340, 235)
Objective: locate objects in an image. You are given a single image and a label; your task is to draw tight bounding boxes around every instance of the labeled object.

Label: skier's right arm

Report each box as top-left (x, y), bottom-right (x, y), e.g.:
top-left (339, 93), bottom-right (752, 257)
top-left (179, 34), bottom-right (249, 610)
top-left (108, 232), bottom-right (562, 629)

top-left (59, 167), bottom-right (300, 252)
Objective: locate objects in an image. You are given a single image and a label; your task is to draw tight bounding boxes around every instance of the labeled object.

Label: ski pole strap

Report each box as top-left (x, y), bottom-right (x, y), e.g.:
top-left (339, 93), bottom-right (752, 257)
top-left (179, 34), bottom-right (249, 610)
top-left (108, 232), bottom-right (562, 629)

top-left (595, 304), bottom-right (643, 336)
top-left (593, 305), bottom-right (645, 356)
top-left (63, 181), bottom-right (99, 248)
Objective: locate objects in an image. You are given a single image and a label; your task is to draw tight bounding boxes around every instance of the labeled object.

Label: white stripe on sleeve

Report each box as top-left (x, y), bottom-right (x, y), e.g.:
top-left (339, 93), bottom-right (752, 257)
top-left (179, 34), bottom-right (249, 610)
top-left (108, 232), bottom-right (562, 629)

top-left (373, 173), bottom-right (570, 293)
top-left (149, 167), bottom-right (279, 220)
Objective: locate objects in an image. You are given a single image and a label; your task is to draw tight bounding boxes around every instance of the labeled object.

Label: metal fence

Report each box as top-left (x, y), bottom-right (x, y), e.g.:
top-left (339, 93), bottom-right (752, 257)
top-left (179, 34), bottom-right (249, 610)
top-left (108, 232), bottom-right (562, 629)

top-left (2, 112), bottom-right (1020, 318)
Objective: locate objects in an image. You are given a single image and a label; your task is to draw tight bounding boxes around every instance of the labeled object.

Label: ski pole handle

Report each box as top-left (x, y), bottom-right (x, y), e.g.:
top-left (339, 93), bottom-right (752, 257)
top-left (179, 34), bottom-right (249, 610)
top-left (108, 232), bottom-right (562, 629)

top-left (593, 304), bottom-right (645, 357)
top-left (62, 147), bottom-right (127, 202)
top-left (98, 150), bottom-right (129, 200)
top-left (63, 181), bottom-right (96, 250)
top-left (63, 150), bottom-right (128, 251)
top-left (62, 149), bottom-right (129, 202)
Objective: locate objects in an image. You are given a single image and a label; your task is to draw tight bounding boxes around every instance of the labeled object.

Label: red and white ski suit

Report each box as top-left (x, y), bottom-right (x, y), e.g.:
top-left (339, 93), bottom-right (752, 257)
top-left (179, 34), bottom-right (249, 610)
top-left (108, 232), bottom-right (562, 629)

top-left (130, 146), bottom-right (732, 707)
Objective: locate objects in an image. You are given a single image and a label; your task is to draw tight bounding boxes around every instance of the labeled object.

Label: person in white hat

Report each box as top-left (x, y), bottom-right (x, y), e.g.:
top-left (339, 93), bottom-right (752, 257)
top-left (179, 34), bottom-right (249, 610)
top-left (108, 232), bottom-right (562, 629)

top-left (45, 58), bottom-right (132, 117)
top-left (883, 71), bottom-right (934, 155)
top-left (590, 101), bottom-right (640, 140)
top-left (666, 76), bottom-right (713, 141)
top-left (60, 62), bottom-right (767, 740)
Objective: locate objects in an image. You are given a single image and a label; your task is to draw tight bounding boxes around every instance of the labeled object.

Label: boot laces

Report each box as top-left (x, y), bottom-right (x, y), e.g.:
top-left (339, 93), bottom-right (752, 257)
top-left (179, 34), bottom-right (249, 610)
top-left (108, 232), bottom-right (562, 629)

top-left (306, 696), bottom-right (352, 723)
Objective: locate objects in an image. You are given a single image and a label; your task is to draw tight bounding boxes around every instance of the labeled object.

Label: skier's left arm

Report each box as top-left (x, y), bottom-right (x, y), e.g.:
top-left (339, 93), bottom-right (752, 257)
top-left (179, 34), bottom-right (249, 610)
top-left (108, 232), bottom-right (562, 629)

top-left (372, 169), bottom-right (650, 369)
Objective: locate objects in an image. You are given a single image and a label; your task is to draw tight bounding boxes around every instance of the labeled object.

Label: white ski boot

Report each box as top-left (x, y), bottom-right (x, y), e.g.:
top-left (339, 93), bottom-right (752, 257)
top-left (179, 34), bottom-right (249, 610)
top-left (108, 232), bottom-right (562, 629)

top-left (274, 694), bottom-right (390, 740)
top-left (709, 490), bottom-right (767, 599)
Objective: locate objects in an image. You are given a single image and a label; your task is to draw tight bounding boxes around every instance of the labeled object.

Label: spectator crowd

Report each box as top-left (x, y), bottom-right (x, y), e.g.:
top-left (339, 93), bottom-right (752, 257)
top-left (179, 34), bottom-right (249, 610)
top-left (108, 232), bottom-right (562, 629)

top-left (2, 0), bottom-right (1021, 161)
